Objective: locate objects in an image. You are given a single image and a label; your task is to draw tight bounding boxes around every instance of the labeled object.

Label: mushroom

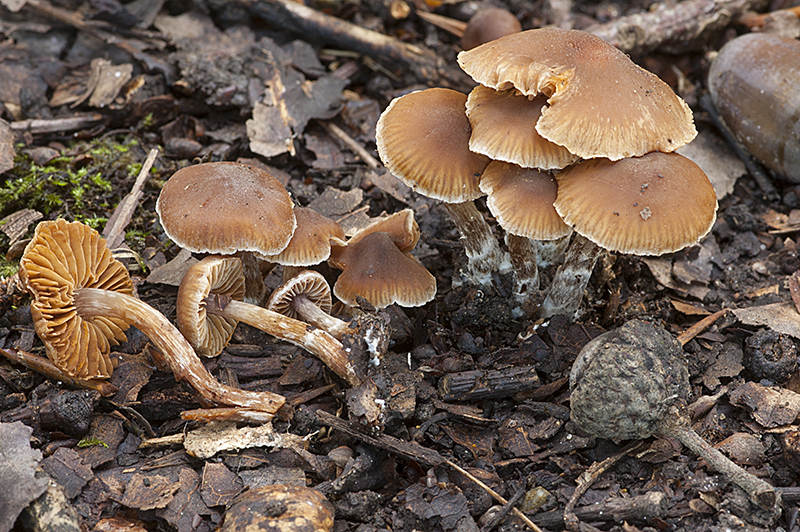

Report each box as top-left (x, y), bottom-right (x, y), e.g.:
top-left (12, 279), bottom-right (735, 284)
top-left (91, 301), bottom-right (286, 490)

top-left (457, 28), bottom-right (697, 160)
top-left (539, 151), bottom-right (718, 318)
top-left (479, 160), bottom-right (571, 312)
top-left (267, 270), bottom-right (351, 339)
top-left (260, 206), bottom-right (346, 280)
top-left (328, 211), bottom-right (436, 309)
top-left (156, 161), bottom-right (296, 305)
top-left (20, 219), bottom-right (285, 414)
top-left (177, 255), bottom-right (360, 386)
top-left (376, 87), bottom-right (509, 287)
top-left (466, 86), bottom-right (578, 171)
top-left (461, 8), bottom-right (522, 50)
top-left (570, 320), bottom-right (779, 511)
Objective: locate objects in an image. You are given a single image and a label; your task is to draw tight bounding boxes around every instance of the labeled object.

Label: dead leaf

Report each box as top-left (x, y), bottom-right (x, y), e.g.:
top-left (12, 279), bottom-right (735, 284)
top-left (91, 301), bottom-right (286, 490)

top-left (733, 302), bottom-right (800, 340)
top-left (120, 473), bottom-right (180, 510)
top-left (199, 462), bottom-right (244, 507)
top-left (40, 447), bottom-right (94, 498)
top-left (677, 128), bottom-right (745, 200)
top-left (671, 299), bottom-right (711, 316)
top-left (729, 381), bottom-right (800, 428)
top-left (0, 422), bottom-right (49, 532)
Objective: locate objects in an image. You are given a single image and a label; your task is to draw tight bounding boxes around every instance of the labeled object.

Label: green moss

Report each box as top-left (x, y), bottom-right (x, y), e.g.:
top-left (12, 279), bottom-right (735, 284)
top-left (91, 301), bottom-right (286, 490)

top-left (0, 257), bottom-right (19, 278)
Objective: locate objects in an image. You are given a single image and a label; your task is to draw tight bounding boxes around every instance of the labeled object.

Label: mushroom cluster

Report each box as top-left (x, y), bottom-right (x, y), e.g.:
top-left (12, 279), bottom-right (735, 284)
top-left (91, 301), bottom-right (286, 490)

top-left (377, 28), bottom-right (717, 317)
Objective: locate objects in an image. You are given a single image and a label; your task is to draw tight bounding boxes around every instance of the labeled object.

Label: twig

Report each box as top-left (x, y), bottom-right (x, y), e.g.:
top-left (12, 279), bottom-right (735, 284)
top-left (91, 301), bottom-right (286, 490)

top-left (240, 0), bottom-right (472, 89)
top-left (480, 487), bottom-right (526, 532)
top-left (10, 114), bottom-right (104, 135)
top-left (0, 347), bottom-right (118, 397)
top-left (103, 148), bottom-right (158, 249)
top-left (532, 491), bottom-right (669, 529)
top-left (563, 443), bottom-right (642, 532)
top-left (446, 459), bottom-right (543, 532)
top-left (676, 308), bottom-right (728, 346)
top-left (587, 0), bottom-right (769, 55)
top-left (320, 121), bottom-right (381, 170)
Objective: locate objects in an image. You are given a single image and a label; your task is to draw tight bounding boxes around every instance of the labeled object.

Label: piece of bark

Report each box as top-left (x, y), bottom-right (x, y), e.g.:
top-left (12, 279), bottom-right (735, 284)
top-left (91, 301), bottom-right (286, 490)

top-left (9, 114), bottom-right (104, 135)
top-left (587, 0), bottom-right (769, 55)
top-left (532, 491), bottom-right (669, 528)
top-left (438, 365), bottom-right (540, 401)
top-left (242, 0), bottom-right (472, 89)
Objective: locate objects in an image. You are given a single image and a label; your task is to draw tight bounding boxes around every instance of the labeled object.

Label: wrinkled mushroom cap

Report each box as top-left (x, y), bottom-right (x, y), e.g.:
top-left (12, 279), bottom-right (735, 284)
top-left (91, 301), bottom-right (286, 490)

top-left (267, 270), bottom-right (333, 320)
top-left (457, 28), bottom-right (697, 160)
top-left (466, 86), bottom-right (578, 170)
top-left (156, 162), bottom-right (296, 255)
top-left (261, 207), bottom-right (345, 266)
top-left (376, 88), bottom-right (491, 202)
top-left (177, 256), bottom-right (246, 357)
top-left (554, 152), bottom-right (718, 255)
top-left (480, 161), bottom-right (572, 240)
top-left (329, 232), bottom-right (436, 309)
top-left (19, 219), bottom-right (133, 379)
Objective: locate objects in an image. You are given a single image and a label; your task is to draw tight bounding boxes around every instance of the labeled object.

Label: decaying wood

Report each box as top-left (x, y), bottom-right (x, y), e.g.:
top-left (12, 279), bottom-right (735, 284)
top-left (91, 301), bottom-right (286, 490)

top-left (533, 491), bottom-right (670, 529)
top-left (587, 0), bottom-right (769, 55)
top-left (9, 114), bottom-right (104, 135)
top-left (438, 365), bottom-right (540, 401)
top-left (241, 0), bottom-right (472, 90)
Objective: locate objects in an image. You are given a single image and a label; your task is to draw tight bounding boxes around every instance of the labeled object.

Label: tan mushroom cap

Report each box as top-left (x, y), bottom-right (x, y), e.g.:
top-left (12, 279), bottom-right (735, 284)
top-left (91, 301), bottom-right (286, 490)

top-left (347, 209), bottom-right (420, 253)
top-left (554, 152), bottom-right (718, 255)
top-left (261, 207), bottom-right (345, 266)
top-left (480, 161), bottom-right (572, 240)
top-left (461, 8), bottom-right (522, 51)
top-left (457, 28), bottom-right (697, 160)
top-left (267, 270), bottom-right (333, 320)
top-left (376, 88), bottom-right (491, 202)
top-left (19, 219), bottom-right (133, 379)
top-left (329, 232), bottom-right (436, 309)
top-left (156, 162), bottom-right (296, 255)
top-left (177, 256), bottom-right (245, 358)
top-left (466, 86), bottom-right (578, 170)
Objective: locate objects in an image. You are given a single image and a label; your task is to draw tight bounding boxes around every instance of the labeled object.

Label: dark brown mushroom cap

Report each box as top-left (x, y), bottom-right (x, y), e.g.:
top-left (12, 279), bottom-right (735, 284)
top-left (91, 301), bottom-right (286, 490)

top-left (461, 8), bottom-right (522, 51)
top-left (329, 231), bottom-right (436, 309)
top-left (220, 484), bottom-right (334, 532)
top-left (376, 88), bottom-right (491, 202)
top-left (267, 270), bottom-right (333, 320)
top-left (261, 207), bottom-right (345, 266)
top-left (554, 152), bottom-right (718, 255)
top-left (457, 28), bottom-right (697, 160)
top-left (466, 86), bottom-right (578, 170)
top-left (19, 219), bottom-right (133, 379)
top-left (177, 256), bottom-right (246, 358)
top-left (480, 161), bottom-right (571, 240)
top-left (156, 162), bottom-right (296, 255)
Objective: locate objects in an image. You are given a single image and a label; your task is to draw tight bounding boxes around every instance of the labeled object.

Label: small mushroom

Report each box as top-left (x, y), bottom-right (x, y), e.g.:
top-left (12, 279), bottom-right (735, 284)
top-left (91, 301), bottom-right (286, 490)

top-left (267, 270), bottom-right (351, 339)
top-left (177, 255), bottom-right (360, 386)
top-left (570, 320), bottom-right (779, 511)
top-left (539, 151), bottom-right (717, 318)
top-left (260, 206), bottom-right (345, 280)
top-left (461, 8), bottom-right (522, 50)
top-left (479, 160), bottom-right (571, 311)
top-left (457, 28), bottom-right (697, 160)
top-left (20, 219), bottom-right (285, 414)
top-left (376, 88), bottom-right (509, 287)
top-left (156, 161), bottom-right (296, 305)
top-left (329, 211), bottom-right (436, 309)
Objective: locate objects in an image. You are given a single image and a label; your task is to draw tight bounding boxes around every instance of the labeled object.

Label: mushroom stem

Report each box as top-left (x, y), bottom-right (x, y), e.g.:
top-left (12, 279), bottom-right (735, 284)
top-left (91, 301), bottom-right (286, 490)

top-left (537, 234), bottom-right (603, 318)
top-left (205, 297), bottom-right (361, 386)
top-left (74, 288), bottom-right (286, 414)
top-left (660, 412), bottom-right (777, 509)
top-left (444, 200), bottom-right (509, 286)
top-left (238, 251), bottom-right (273, 306)
top-left (505, 233), bottom-right (539, 311)
top-left (291, 295), bottom-right (351, 339)
top-left (536, 232), bottom-right (571, 267)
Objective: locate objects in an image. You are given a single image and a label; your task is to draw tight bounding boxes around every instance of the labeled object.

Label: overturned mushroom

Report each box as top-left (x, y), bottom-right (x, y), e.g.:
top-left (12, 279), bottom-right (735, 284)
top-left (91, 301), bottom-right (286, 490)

top-left (177, 256), bottom-right (360, 386)
top-left (20, 219), bottom-right (285, 414)
top-left (267, 270), bottom-right (351, 339)
top-left (376, 88), bottom-right (508, 286)
top-left (156, 161), bottom-right (296, 305)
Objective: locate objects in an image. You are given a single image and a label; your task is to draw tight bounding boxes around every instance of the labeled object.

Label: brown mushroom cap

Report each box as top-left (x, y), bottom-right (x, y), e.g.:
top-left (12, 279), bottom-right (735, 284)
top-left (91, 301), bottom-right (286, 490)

top-left (376, 88), bottom-right (491, 202)
top-left (329, 231), bottom-right (436, 309)
top-left (466, 86), bottom-right (578, 170)
top-left (267, 270), bottom-right (333, 320)
top-left (177, 256), bottom-right (245, 358)
top-left (19, 219), bottom-right (133, 379)
top-left (480, 161), bottom-right (571, 240)
top-left (156, 162), bottom-right (296, 255)
top-left (457, 28), bottom-right (697, 160)
top-left (554, 152), bottom-right (718, 255)
top-left (347, 209), bottom-right (420, 253)
top-left (461, 8), bottom-right (522, 51)
top-left (261, 207), bottom-right (345, 266)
